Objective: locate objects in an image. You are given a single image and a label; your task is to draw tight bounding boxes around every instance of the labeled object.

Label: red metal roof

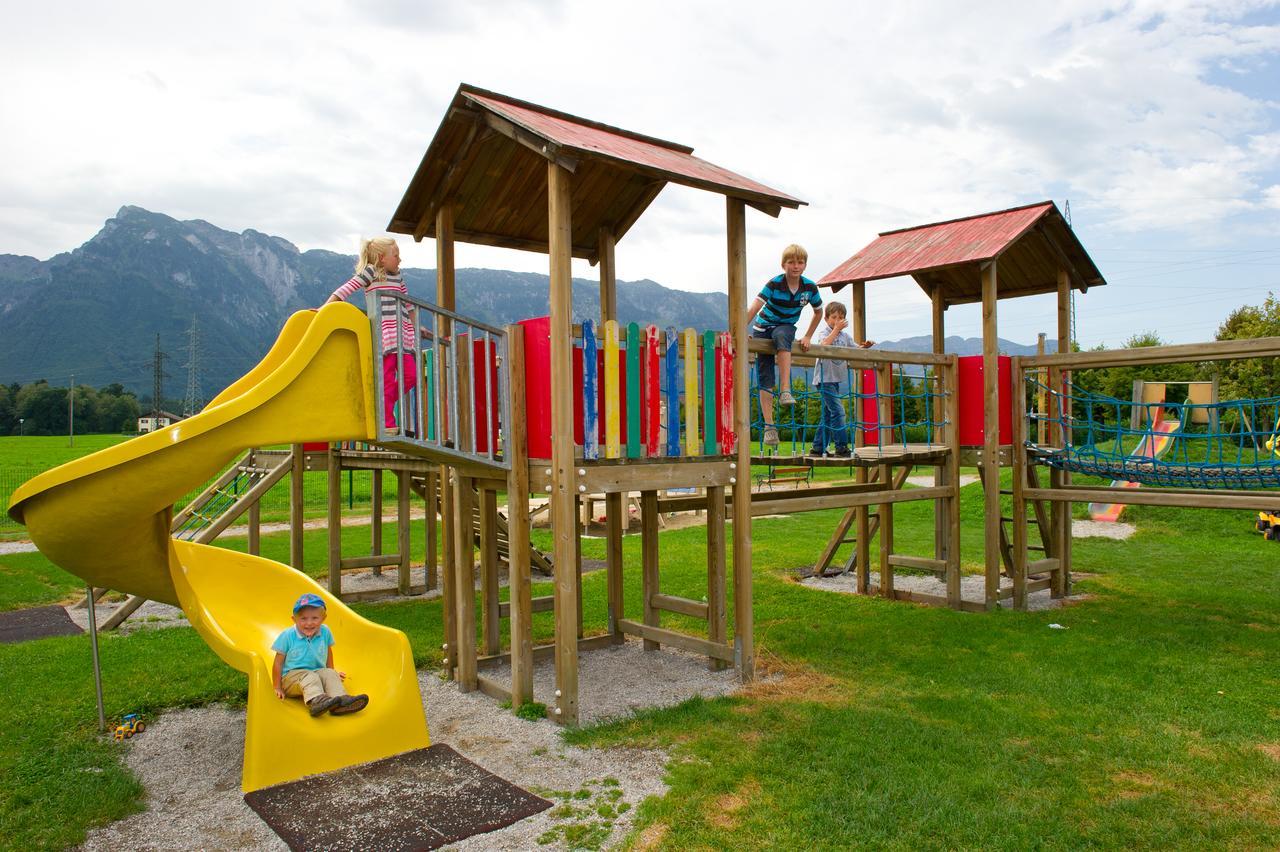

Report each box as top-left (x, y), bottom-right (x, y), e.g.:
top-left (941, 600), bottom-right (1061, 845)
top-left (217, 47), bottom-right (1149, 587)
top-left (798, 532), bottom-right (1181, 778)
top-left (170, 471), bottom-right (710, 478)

top-left (465, 90), bottom-right (804, 209)
top-left (819, 202), bottom-right (1056, 286)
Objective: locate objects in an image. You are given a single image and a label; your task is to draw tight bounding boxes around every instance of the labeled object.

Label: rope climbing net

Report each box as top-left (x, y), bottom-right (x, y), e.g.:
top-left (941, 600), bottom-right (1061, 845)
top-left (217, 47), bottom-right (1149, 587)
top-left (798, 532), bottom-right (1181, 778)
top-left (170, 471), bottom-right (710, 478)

top-left (1028, 376), bottom-right (1280, 489)
top-left (749, 362), bottom-right (949, 455)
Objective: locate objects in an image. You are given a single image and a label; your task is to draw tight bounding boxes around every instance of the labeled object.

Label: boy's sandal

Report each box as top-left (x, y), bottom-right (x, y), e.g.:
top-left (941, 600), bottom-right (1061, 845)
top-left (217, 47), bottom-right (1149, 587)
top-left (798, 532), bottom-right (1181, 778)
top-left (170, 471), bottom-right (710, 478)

top-left (330, 693), bottom-right (369, 716)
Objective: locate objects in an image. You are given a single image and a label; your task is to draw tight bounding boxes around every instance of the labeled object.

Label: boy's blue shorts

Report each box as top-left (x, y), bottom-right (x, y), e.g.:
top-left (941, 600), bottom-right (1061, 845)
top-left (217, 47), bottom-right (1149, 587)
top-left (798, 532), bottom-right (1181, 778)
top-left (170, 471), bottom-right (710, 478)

top-left (752, 324), bottom-right (796, 390)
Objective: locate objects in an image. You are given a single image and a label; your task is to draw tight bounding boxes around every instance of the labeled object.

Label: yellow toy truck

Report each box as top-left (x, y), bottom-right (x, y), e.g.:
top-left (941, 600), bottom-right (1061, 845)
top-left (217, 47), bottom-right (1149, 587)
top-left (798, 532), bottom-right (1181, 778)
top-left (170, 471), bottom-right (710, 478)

top-left (113, 713), bottom-right (145, 741)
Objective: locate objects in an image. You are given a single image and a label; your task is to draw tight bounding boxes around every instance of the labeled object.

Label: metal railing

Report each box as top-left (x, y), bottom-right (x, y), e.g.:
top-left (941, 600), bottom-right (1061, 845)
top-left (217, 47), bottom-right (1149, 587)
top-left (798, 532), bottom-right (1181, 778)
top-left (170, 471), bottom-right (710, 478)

top-left (367, 291), bottom-right (511, 471)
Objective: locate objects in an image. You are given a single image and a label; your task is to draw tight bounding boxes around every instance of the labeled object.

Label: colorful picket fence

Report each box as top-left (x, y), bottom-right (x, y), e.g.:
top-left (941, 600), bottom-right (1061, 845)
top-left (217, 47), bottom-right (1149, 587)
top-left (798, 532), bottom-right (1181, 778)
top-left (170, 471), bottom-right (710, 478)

top-left (520, 315), bottom-right (736, 460)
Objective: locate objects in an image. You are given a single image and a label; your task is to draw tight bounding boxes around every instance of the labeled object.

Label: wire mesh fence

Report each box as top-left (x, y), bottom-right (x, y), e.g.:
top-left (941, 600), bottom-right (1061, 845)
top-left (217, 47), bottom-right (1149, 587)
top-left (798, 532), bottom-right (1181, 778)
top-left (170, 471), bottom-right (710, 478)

top-left (1, 455), bottom-right (418, 534)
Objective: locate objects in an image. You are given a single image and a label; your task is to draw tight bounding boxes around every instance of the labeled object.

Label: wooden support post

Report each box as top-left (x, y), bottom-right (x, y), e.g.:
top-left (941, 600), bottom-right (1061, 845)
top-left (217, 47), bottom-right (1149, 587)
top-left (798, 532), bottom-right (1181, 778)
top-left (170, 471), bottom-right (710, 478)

top-left (1011, 358), bottom-right (1028, 610)
top-left (248, 498), bottom-right (260, 556)
top-left (707, 485), bottom-right (728, 670)
top-left (548, 161), bottom-right (579, 724)
top-left (851, 280), bottom-right (870, 590)
top-left (371, 469), bottom-right (383, 577)
top-left (878, 464), bottom-right (894, 598)
top-left (945, 359), bottom-right (962, 608)
top-left (452, 474), bottom-right (477, 691)
top-left (424, 471), bottom-right (438, 591)
top-left (575, 497), bottom-right (584, 639)
top-left (875, 362), bottom-right (895, 598)
top-left (641, 489), bottom-right (660, 650)
top-left (327, 445), bottom-right (342, 594)
top-left (289, 443), bottom-right (305, 570)
top-left (981, 261), bottom-right (1002, 609)
top-left (504, 324), bottom-right (534, 707)
top-left (397, 469), bottom-right (411, 596)
top-left (598, 227), bottom-right (616, 327)
top-left (599, 226), bottom-right (625, 647)
top-left (726, 198), bottom-right (754, 682)
top-left (437, 204), bottom-right (457, 676)
top-left (1054, 267), bottom-right (1072, 597)
top-left (480, 487), bottom-right (501, 654)
top-left (606, 491), bottom-right (624, 644)
top-left (931, 288), bottom-right (947, 567)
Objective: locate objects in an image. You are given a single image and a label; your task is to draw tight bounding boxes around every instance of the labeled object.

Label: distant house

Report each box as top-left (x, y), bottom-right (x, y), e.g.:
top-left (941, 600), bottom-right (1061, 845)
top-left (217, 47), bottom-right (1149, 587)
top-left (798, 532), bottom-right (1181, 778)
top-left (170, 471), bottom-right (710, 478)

top-left (137, 410), bottom-right (184, 433)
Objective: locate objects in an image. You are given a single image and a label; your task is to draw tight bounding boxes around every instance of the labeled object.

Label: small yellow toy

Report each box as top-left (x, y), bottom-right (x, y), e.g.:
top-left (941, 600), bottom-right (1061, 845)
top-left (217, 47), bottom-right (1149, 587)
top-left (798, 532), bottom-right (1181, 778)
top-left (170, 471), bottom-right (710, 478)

top-left (113, 713), bottom-right (145, 741)
top-left (1257, 510), bottom-right (1280, 542)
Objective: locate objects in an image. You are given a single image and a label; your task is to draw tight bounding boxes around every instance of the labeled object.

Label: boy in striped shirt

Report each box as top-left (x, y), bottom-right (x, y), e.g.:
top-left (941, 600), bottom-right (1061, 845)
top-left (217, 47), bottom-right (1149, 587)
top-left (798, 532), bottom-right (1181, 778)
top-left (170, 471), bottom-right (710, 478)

top-left (746, 244), bottom-right (823, 445)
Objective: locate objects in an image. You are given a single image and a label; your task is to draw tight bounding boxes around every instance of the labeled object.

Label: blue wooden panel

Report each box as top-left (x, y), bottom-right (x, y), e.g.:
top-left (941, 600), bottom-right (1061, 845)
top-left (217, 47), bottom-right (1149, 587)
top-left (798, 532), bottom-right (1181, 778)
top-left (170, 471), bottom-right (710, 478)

top-left (665, 326), bottom-right (680, 457)
top-left (582, 319), bottom-right (598, 460)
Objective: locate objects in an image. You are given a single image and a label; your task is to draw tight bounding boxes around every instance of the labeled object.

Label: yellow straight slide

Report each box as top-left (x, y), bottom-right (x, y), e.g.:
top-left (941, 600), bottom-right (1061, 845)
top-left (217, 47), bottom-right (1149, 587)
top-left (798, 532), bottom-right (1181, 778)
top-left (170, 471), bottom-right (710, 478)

top-left (7, 303), bottom-right (430, 791)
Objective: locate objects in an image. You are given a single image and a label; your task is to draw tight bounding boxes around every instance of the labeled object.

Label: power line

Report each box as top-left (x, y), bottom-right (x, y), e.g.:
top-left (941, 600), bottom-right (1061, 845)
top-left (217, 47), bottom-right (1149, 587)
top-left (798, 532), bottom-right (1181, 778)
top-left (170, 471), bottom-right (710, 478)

top-left (152, 334), bottom-right (169, 418)
top-left (182, 318), bottom-right (204, 417)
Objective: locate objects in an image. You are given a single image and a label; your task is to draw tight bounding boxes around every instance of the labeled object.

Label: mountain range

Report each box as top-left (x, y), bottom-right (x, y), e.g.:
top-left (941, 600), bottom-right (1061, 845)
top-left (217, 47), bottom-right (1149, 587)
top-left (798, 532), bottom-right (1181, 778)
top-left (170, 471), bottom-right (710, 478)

top-left (0, 206), bottom-right (1052, 399)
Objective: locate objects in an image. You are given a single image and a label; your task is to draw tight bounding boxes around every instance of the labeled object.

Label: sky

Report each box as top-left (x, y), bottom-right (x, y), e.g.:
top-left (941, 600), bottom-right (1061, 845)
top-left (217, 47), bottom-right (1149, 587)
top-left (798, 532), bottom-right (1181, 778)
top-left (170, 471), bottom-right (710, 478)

top-left (2, 0), bottom-right (1278, 350)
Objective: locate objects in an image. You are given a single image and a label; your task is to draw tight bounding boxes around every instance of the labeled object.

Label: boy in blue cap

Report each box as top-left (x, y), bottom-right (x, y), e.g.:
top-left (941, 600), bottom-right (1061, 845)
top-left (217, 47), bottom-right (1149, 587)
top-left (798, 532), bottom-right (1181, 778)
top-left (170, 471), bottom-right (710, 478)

top-left (271, 593), bottom-right (369, 717)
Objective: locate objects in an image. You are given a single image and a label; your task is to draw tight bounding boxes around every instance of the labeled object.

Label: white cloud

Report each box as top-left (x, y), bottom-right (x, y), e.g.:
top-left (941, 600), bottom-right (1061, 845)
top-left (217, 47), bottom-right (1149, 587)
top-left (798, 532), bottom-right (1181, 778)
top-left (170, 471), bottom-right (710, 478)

top-left (0, 0), bottom-right (1277, 346)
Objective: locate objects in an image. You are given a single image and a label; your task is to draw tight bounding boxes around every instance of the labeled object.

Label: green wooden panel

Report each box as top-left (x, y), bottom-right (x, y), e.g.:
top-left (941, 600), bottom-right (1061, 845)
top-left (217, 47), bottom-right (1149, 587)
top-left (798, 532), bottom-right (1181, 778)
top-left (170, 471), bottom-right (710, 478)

top-left (703, 330), bottom-right (716, 455)
top-left (424, 350), bottom-right (435, 441)
top-left (626, 322), bottom-right (641, 458)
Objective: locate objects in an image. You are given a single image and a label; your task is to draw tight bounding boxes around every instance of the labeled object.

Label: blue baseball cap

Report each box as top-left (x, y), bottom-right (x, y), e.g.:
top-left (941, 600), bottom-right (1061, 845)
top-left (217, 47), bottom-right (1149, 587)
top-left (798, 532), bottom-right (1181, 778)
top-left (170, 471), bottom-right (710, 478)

top-left (293, 593), bottom-right (326, 613)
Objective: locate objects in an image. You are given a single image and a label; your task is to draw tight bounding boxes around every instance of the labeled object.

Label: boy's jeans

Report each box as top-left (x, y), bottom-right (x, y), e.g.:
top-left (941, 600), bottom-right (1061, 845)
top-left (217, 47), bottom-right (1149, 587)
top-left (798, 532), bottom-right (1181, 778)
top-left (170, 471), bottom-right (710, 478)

top-left (811, 383), bottom-right (849, 453)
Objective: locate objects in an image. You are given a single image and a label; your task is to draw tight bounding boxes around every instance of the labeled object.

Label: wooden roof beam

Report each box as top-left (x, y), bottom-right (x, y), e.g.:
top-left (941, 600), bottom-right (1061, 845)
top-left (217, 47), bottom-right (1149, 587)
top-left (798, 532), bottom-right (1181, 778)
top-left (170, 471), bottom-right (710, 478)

top-left (745, 199), bottom-right (782, 218)
top-left (1034, 222), bottom-right (1090, 293)
top-left (586, 178), bottom-right (666, 264)
top-left (450, 225), bottom-right (595, 260)
top-left (412, 114), bottom-right (491, 242)
top-left (483, 112), bottom-right (579, 174)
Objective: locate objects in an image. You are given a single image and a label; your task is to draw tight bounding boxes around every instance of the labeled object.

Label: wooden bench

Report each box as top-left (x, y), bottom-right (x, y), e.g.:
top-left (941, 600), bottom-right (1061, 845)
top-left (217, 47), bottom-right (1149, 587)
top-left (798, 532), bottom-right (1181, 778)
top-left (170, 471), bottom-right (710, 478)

top-left (756, 465), bottom-right (813, 490)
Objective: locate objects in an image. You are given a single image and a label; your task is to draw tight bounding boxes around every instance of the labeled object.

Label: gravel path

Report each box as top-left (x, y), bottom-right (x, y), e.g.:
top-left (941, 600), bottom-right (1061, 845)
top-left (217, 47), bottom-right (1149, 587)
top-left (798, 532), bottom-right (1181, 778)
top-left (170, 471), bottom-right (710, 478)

top-left (802, 570), bottom-right (1090, 610)
top-left (79, 642), bottom-right (743, 850)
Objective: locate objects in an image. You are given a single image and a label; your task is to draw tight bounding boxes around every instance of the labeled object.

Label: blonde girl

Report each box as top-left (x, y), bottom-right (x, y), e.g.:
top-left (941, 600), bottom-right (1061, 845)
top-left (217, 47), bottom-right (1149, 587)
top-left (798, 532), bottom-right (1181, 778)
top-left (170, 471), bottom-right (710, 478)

top-left (324, 238), bottom-right (417, 432)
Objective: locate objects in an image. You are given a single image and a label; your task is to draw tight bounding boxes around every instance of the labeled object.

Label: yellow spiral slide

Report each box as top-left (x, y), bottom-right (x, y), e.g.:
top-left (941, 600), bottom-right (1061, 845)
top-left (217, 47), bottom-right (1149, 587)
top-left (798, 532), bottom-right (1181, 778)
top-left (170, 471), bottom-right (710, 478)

top-left (6, 303), bottom-right (430, 791)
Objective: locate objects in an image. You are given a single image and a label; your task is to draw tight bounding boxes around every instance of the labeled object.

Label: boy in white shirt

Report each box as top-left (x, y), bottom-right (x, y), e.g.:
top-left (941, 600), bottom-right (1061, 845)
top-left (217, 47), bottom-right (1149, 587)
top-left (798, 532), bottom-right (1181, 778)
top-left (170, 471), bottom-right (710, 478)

top-left (809, 302), bottom-right (872, 456)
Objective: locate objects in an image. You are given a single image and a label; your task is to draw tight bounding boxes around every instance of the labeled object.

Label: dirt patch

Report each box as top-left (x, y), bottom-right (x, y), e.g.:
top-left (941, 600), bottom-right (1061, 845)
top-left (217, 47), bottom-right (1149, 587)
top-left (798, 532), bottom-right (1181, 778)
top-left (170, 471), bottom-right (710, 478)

top-left (1073, 519), bottom-right (1136, 539)
top-left (707, 779), bottom-right (760, 830)
top-left (801, 571), bottom-right (1090, 611)
top-left (633, 821), bottom-right (669, 851)
top-left (1256, 743), bottom-right (1280, 762)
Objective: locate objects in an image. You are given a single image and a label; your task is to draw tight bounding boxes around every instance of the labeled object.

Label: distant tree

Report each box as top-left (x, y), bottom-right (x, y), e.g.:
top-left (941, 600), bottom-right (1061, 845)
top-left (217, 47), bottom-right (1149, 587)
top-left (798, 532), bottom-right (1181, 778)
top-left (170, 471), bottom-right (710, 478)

top-left (1206, 293), bottom-right (1280, 403)
top-left (0, 384), bottom-right (15, 435)
top-left (100, 391), bottom-right (141, 432)
top-left (15, 381), bottom-right (67, 434)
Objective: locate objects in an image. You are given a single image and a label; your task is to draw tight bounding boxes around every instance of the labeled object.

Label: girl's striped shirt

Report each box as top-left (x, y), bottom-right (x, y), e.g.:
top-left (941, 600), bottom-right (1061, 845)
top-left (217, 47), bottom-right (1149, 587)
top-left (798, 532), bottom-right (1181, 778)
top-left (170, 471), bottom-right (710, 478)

top-left (329, 267), bottom-right (416, 351)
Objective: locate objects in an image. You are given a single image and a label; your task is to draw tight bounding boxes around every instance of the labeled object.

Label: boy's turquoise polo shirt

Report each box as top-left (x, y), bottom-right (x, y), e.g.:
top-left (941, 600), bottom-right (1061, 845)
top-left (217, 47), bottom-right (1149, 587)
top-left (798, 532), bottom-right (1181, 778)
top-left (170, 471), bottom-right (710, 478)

top-left (272, 624), bottom-right (335, 674)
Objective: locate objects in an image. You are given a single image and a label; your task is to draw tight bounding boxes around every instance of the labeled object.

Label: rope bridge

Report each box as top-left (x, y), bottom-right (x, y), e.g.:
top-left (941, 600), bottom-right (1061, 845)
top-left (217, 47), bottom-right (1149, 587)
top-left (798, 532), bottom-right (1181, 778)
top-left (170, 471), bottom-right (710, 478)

top-left (749, 363), bottom-right (949, 454)
top-left (1029, 376), bottom-right (1280, 489)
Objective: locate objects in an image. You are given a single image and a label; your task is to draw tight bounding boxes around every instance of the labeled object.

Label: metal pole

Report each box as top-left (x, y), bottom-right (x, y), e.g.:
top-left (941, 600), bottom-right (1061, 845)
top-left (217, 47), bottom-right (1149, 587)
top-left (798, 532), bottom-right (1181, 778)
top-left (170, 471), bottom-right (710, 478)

top-left (86, 584), bottom-right (105, 731)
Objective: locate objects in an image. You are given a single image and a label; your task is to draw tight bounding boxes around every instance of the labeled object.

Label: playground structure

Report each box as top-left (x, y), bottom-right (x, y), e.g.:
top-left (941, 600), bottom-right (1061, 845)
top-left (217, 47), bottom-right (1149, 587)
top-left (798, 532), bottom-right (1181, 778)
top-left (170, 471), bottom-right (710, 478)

top-left (1086, 380), bottom-right (1217, 521)
top-left (11, 82), bottom-right (1280, 795)
top-left (1014, 340), bottom-right (1280, 578)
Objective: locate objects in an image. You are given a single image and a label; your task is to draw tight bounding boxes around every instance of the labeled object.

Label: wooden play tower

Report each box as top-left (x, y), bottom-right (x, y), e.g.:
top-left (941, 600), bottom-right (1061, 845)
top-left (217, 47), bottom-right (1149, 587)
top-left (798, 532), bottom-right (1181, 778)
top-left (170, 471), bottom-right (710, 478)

top-left (819, 202), bottom-right (1106, 608)
top-left (381, 83), bottom-right (806, 723)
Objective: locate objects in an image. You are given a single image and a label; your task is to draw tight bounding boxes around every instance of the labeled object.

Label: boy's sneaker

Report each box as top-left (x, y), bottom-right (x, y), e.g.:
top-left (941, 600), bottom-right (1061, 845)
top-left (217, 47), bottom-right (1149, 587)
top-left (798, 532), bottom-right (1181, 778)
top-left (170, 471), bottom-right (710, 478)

top-left (763, 426), bottom-right (780, 446)
top-left (778, 390), bottom-right (797, 405)
top-left (832, 447), bottom-right (852, 458)
top-left (307, 694), bottom-right (341, 717)
top-left (809, 447), bottom-right (825, 457)
top-left (330, 693), bottom-right (369, 716)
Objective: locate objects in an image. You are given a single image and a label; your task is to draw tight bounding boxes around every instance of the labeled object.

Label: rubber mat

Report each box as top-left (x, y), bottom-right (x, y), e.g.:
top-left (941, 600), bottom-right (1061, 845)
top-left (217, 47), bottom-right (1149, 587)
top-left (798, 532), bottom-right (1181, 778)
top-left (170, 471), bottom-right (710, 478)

top-left (243, 744), bottom-right (550, 851)
top-left (0, 605), bottom-right (83, 643)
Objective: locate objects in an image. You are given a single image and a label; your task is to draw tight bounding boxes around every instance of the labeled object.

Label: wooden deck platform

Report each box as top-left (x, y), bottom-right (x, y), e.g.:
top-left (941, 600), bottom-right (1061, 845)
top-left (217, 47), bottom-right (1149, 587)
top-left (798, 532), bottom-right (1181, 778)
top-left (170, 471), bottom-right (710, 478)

top-left (751, 443), bottom-right (951, 467)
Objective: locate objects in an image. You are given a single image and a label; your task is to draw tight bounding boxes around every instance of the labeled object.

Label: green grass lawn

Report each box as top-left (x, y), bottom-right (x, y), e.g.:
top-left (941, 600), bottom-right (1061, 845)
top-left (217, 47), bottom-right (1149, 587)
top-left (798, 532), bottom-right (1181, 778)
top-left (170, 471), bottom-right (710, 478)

top-left (3, 476), bottom-right (1280, 849)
